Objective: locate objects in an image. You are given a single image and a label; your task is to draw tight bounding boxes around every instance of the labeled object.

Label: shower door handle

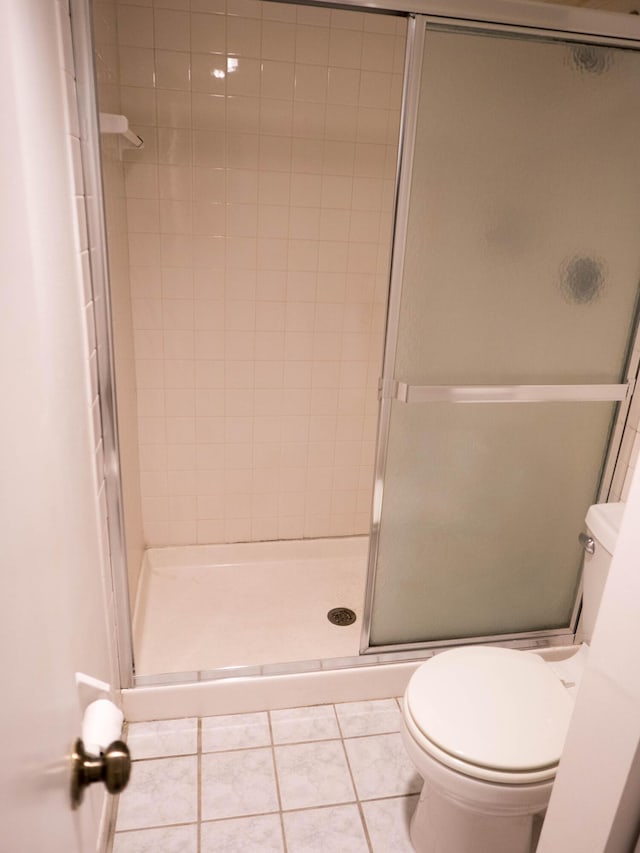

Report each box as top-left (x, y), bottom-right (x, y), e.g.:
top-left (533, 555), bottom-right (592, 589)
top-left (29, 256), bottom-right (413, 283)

top-left (378, 380), bottom-right (629, 404)
top-left (578, 532), bottom-right (596, 555)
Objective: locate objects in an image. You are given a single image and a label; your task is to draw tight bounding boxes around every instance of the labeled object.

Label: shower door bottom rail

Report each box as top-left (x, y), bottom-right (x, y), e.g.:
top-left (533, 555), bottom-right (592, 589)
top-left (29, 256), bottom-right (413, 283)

top-left (361, 625), bottom-right (576, 656)
top-left (378, 379), bottom-right (631, 404)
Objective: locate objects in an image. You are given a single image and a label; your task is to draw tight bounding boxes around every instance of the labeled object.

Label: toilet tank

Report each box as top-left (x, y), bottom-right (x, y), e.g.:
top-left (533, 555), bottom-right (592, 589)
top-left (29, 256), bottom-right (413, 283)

top-left (577, 502), bottom-right (626, 643)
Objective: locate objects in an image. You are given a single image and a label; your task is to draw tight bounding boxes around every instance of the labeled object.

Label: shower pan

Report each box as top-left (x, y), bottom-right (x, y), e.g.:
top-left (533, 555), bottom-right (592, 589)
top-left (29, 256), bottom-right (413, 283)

top-left (71, 0), bottom-right (640, 692)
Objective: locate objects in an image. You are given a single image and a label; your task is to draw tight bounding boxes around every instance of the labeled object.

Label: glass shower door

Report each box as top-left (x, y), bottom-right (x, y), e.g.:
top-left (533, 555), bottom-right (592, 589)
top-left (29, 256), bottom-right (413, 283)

top-left (365, 21), bottom-right (640, 649)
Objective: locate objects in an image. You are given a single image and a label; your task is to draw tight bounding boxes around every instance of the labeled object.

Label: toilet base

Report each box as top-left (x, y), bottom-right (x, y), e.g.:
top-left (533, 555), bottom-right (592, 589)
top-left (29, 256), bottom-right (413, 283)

top-left (409, 778), bottom-right (544, 853)
top-left (401, 721), bottom-right (551, 853)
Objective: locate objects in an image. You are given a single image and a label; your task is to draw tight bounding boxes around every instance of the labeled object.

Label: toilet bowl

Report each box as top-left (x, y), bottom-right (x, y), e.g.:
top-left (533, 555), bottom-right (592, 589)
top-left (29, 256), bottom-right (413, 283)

top-left (401, 502), bottom-right (624, 853)
top-left (402, 645), bottom-right (575, 853)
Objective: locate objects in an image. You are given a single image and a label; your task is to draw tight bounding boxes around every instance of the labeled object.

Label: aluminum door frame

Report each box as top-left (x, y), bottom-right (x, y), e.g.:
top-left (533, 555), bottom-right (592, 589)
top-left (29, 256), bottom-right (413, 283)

top-left (360, 13), bottom-right (640, 655)
top-left (70, 0), bottom-right (135, 687)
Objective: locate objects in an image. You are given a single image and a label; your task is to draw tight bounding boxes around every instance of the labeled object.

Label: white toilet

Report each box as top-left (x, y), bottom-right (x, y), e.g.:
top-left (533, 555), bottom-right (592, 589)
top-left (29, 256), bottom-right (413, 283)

top-left (401, 501), bottom-right (625, 853)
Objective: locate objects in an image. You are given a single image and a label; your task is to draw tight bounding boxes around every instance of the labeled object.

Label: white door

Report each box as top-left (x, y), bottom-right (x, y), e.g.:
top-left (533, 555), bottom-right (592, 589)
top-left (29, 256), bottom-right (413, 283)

top-left (0, 1), bottom-right (115, 850)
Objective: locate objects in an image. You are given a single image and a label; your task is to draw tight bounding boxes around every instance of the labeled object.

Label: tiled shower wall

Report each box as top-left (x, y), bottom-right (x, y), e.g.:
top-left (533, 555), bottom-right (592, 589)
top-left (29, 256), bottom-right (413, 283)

top-left (97, 0), bottom-right (640, 558)
top-left (106, 0), bottom-right (406, 546)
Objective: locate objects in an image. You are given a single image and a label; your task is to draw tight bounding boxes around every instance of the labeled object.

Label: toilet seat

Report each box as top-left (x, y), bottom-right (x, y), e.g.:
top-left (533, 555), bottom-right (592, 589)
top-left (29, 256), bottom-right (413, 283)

top-left (404, 646), bottom-right (575, 785)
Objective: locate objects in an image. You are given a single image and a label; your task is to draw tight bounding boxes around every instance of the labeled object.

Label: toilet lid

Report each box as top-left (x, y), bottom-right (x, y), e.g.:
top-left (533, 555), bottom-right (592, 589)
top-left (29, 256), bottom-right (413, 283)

top-left (405, 647), bottom-right (574, 775)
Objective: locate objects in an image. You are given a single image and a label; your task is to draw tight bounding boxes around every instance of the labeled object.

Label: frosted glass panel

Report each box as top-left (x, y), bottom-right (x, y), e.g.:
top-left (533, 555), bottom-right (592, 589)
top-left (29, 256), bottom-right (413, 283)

top-left (370, 402), bottom-right (615, 646)
top-left (396, 29), bottom-right (640, 386)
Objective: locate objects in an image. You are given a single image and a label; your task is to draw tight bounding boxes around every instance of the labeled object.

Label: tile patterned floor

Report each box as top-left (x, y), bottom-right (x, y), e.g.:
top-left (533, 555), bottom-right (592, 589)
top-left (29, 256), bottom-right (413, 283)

top-left (113, 699), bottom-right (420, 852)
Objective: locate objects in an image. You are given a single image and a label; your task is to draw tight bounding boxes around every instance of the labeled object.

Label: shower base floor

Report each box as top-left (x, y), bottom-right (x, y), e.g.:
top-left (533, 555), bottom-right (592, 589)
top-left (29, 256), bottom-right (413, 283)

top-left (133, 536), bottom-right (369, 676)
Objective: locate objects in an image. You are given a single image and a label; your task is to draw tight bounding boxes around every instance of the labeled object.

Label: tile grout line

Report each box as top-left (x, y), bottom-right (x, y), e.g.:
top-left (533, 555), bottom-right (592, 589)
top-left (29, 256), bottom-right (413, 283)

top-left (113, 820), bottom-right (195, 836)
top-left (197, 718), bottom-right (202, 853)
top-left (267, 709), bottom-right (289, 853)
top-left (130, 749), bottom-right (201, 762)
top-left (113, 789), bottom-right (417, 837)
top-left (357, 798), bottom-right (375, 853)
top-left (332, 701), bottom-right (345, 740)
top-left (337, 704), bottom-right (375, 853)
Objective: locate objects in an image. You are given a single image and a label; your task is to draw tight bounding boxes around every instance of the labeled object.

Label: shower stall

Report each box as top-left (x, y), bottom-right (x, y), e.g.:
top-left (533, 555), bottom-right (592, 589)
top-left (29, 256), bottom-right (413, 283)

top-left (75, 0), bottom-right (640, 689)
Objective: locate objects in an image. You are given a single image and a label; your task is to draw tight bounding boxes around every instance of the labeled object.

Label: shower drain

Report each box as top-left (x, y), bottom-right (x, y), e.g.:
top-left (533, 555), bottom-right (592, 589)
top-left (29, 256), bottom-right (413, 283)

top-left (327, 607), bottom-right (357, 627)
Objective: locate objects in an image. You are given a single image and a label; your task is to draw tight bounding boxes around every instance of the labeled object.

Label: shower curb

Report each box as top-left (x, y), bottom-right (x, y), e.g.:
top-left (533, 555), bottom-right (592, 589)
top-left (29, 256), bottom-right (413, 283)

top-left (121, 661), bottom-right (422, 721)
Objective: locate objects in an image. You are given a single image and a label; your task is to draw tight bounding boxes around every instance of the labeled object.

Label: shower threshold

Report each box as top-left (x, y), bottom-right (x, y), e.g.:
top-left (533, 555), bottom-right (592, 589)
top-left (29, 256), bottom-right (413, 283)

top-left (132, 535), bottom-right (368, 676)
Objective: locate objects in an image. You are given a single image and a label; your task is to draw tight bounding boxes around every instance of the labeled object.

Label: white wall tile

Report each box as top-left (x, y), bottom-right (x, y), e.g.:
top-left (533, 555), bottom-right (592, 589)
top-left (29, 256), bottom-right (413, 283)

top-left (227, 58), bottom-right (262, 97)
top-left (262, 21), bottom-right (296, 62)
top-left (155, 0), bottom-right (189, 9)
top-left (261, 60), bottom-right (295, 100)
top-left (227, 95), bottom-right (260, 133)
top-left (119, 46), bottom-right (155, 87)
top-left (155, 51), bottom-right (191, 90)
top-left (227, 16), bottom-right (262, 57)
top-left (330, 9), bottom-right (364, 31)
top-left (117, 5), bottom-right (154, 48)
top-left (191, 54), bottom-right (227, 94)
top-left (263, 2), bottom-right (296, 24)
top-left (295, 25), bottom-right (330, 66)
top-left (154, 9), bottom-right (190, 51)
top-left (190, 13), bottom-right (226, 54)
top-left (226, 0), bottom-right (260, 17)
top-left (295, 64), bottom-right (328, 102)
top-left (158, 164), bottom-right (192, 199)
top-left (296, 5), bottom-right (330, 28)
top-left (191, 0), bottom-right (225, 12)
top-left (105, 1), bottom-right (404, 545)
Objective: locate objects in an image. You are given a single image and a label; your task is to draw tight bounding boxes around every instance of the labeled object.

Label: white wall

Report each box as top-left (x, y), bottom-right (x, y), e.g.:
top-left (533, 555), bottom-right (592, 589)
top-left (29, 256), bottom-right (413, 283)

top-left (0, 0), bottom-right (116, 849)
top-left (539, 461), bottom-right (640, 850)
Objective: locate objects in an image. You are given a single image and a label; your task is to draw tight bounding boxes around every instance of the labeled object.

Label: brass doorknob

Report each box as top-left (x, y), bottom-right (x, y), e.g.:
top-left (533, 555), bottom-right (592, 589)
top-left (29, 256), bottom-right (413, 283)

top-left (70, 738), bottom-right (131, 809)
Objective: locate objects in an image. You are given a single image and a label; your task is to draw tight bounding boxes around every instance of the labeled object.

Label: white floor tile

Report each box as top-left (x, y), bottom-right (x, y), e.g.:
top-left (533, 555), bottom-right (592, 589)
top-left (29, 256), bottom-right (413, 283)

top-left (201, 748), bottom-right (279, 820)
top-left (112, 824), bottom-right (197, 853)
top-left (201, 711), bottom-right (271, 752)
top-left (274, 740), bottom-right (355, 810)
top-left (116, 756), bottom-right (198, 831)
top-left (344, 733), bottom-right (422, 800)
top-left (271, 704), bottom-right (340, 744)
top-left (126, 718), bottom-right (198, 760)
top-left (115, 696), bottom-right (423, 851)
top-left (201, 814), bottom-right (285, 852)
top-left (361, 795), bottom-right (419, 853)
top-left (283, 804), bottom-right (369, 853)
top-left (335, 699), bottom-right (402, 738)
